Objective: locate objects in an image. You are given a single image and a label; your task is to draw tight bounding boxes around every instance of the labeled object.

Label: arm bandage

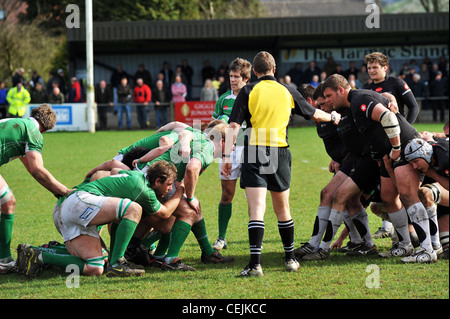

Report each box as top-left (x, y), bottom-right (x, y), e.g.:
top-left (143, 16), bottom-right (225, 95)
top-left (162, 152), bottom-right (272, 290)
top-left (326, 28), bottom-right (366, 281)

top-left (379, 110), bottom-right (400, 139)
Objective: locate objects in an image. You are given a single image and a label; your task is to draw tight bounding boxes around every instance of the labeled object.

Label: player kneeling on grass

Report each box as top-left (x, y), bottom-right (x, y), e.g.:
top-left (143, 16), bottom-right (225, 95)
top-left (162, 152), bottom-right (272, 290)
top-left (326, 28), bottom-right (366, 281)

top-left (16, 161), bottom-right (184, 278)
top-left (0, 104), bottom-right (71, 273)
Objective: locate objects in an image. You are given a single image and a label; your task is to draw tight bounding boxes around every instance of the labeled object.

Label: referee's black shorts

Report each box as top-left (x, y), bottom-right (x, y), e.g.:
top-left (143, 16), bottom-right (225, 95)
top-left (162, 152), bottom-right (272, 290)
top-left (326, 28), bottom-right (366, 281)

top-left (240, 146), bottom-right (291, 192)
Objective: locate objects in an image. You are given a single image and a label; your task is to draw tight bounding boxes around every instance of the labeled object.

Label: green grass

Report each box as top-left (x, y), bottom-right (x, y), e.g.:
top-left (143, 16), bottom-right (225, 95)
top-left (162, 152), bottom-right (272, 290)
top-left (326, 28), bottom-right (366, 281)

top-left (0, 123), bottom-right (448, 300)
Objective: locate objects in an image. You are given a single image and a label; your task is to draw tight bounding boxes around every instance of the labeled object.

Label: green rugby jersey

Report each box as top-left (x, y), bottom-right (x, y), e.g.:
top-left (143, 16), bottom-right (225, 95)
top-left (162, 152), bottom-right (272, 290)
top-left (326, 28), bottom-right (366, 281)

top-left (75, 170), bottom-right (161, 217)
top-left (212, 90), bottom-right (245, 146)
top-left (0, 118), bottom-right (43, 166)
top-left (147, 127), bottom-right (214, 181)
top-left (212, 90), bottom-right (236, 119)
top-left (118, 130), bottom-right (179, 155)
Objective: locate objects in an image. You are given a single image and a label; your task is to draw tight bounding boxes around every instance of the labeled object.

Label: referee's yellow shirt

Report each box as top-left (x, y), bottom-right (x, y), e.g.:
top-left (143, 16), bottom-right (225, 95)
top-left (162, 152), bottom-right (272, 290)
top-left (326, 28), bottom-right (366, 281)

top-left (230, 75), bottom-right (316, 147)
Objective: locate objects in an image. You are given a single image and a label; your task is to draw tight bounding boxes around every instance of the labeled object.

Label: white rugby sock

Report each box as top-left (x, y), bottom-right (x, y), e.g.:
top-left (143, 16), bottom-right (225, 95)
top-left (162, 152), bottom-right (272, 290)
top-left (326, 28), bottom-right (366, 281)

top-left (308, 206), bottom-right (331, 247)
top-left (425, 205), bottom-right (440, 248)
top-left (407, 202), bottom-right (433, 252)
top-left (319, 209), bottom-right (344, 251)
top-left (388, 208), bottom-right (411, 246)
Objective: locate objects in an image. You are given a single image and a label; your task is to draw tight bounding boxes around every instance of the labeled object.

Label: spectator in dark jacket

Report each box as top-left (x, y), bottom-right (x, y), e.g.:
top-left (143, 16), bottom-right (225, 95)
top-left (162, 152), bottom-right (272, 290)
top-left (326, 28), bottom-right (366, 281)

top-left (12, 68), bottom-right (25, 87)
top-left (152, 79), bottom-right (170, 128)
top-left (30, 82), bottom-right (48, 104)
top-left (429, 71), bottom-right (448, 122)
top-left (95, 80), bottom-right (114, 130)
top-left (410, 73), bottom-right (429, 117)
top-left (116, 77), bottom-right (132, 129)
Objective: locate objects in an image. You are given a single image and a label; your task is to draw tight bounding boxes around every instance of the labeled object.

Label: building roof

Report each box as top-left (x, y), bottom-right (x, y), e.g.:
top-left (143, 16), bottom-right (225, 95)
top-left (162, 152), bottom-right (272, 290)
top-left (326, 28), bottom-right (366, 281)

top-left (67, 13), bottom-right (449, 44)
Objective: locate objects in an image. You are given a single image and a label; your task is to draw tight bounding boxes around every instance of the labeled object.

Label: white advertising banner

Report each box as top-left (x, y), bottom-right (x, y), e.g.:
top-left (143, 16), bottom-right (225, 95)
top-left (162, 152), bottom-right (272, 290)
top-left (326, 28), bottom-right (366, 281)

top-left (25, 104), bottom-right (90, 132)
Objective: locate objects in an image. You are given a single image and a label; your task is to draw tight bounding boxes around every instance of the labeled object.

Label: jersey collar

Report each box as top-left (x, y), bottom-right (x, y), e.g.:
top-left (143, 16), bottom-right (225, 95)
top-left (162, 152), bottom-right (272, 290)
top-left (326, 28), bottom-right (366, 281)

top-left (29, 117), bottom-right (41, 130)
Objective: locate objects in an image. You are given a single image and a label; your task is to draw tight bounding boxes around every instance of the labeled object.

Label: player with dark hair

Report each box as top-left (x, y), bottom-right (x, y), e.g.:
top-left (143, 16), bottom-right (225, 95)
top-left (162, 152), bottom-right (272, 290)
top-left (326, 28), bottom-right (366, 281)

top-left (298, 83), bottom-right (380, 260)
top-left (365, 52), bottom-right (420, 124)
top-left (322, 74), bottom-right (437, 263)
top-left (0, 104), bottom-right (71, 273)
top-left (294, 83), bottom-right (361, 258)
top-left (365, 52), bottom-right (421, 239)
top-left (211, 57), bottom-right (252, 251)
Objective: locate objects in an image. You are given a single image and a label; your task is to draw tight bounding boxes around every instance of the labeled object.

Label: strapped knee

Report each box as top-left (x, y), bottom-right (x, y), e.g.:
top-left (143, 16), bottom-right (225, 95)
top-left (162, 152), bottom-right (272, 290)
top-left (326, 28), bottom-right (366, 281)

top-left (422, 183), bottom-right (442, 204)
top-left (0, 186), bottom-right (13, 205)
top-left (116, 198), bottom-right (133, 220)
top-left (85, 255), bottom-right (107, 275)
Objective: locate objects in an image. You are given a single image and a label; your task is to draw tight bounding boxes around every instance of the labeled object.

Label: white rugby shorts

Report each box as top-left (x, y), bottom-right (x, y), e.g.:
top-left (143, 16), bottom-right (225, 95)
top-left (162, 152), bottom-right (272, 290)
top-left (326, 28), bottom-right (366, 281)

top-left (218, 145), bottom-right (243, 181)
top-left (59, 191), bottom-right (109, 242)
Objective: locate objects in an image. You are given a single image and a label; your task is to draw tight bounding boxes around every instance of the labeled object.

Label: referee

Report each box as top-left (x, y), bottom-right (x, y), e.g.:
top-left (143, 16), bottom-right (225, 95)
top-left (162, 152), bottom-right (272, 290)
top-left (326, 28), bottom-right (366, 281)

top-left (222, 51), bottom-right (340, 276)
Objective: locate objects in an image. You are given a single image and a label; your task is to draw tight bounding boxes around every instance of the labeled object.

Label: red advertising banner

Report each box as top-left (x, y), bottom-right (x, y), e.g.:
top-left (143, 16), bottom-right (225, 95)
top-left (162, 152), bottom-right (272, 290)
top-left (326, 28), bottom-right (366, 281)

top-left (174, 101), bottom-right (216, 126)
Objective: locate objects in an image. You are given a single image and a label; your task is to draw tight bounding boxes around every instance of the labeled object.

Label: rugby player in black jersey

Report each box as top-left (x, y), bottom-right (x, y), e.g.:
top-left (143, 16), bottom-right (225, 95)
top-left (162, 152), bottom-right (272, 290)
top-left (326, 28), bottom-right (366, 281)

top-left (294, 84), bottom-right (364, 259)
top-left (322, 74), bottom-right (437, 263)
top-left (365, 52), bottom-right (420, 124)
top-left (405, 137), bottom-right (449, 259)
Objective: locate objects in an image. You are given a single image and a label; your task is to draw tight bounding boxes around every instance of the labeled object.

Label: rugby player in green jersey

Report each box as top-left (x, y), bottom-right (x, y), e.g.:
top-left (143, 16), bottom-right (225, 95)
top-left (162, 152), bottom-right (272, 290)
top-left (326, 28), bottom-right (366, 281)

top-left (16, 160), bottom-right (185, 277)
top-left (135, 123), bottom-right (235, 271)
top-left (84, 128), bottom-right (192, 179)
top-left (0, 104), bottom-right (71, 273)
top-left (211, 57), bottom-right (252, 251)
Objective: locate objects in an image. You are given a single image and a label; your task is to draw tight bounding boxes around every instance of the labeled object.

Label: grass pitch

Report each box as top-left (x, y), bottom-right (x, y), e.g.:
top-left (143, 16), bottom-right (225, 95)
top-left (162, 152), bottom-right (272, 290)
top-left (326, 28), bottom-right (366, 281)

top-left (0, 123), bottom-right (448, 302)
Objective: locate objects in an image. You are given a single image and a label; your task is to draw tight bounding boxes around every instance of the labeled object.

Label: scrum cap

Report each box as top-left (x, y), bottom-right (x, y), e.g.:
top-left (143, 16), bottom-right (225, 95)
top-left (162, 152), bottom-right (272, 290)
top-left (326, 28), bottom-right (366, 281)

top-left (404, 138), bottom-right (433, 164)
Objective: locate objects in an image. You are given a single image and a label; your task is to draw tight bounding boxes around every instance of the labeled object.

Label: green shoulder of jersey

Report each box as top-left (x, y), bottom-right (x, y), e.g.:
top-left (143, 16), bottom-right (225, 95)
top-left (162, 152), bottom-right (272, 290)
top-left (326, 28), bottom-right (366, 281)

top-left (0, 118), bottom-right (43, 166)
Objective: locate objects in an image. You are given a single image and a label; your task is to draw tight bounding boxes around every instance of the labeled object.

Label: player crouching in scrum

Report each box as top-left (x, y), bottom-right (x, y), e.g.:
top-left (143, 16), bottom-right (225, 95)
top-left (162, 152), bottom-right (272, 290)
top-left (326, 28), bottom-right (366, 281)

top-left (16, 161), bottom-right (184, 278)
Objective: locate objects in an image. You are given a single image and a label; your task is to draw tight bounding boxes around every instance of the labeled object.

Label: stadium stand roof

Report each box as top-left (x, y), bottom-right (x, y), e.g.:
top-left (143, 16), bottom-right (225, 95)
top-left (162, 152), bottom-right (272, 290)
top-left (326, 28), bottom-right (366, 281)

top-left (67, 13), bottom-right (449, 54)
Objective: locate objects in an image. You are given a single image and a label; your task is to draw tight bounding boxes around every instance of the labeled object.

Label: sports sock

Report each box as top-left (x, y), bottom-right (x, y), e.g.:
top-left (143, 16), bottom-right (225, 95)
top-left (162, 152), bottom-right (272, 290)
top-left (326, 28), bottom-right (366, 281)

top-left (36, 248), bottom-right (86, 272)
top-left (278, 219), bottom-right (295, 260)
top-left (308, 206), bottom-right (331, 247)
top-left (425, 205), bottom-right (440, 248)
top-left (352, 209), bottom-right (374, 247)
top-left (165, 220), bottom-right (192, 263)
top-left (191, 218), bottom-right (215, 256)
top-left (248, 220), bottom-right (265, 267)
top-left (0, 213), bottom-right (14, 259)
top-left (218, 203), bottom-right (232, 240)
top-left (153, 233), bottom-right (170, 258)
top-left (388, 208), bottom-right (411, 246)
top-left (109, 218), bottom-right (138, 266)
top-left (343, 211), bottom-right (362, 244)
top-left (141, 229), bottom-right (162, 249)
top-left (38, 243), bottom-right (69, 255)
top-left (319, 209), bottom-right (344, 250)
top-left (407, 202), bottom-right (433, 252)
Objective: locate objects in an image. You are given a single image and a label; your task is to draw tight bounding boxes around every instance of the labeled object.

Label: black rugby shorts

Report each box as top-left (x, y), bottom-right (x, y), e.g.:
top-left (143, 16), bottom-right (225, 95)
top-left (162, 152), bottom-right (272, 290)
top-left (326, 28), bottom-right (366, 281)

top-left (240, 146), bottom-right (291, 192)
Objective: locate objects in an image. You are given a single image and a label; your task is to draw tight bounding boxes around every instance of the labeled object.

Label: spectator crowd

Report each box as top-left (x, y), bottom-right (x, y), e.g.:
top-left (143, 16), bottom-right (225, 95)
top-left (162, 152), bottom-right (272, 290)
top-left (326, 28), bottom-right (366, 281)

top-left (1, 55), bottom-right (448, 128)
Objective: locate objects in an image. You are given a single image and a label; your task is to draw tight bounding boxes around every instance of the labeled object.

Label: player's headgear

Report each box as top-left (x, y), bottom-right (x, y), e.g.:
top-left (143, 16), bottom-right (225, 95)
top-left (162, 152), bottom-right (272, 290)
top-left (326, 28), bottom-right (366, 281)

top-left (404, 138), bottom-right (433, 164)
